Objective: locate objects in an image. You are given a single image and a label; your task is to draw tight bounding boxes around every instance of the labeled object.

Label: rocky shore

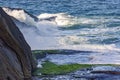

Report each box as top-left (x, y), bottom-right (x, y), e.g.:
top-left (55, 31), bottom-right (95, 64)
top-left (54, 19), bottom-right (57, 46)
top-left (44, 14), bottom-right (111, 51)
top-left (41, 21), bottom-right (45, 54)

top-left (35, 66), bottom-right (120, 80)
top-left (32, 50), bottom-right (120, 80)
top-left (0, 6), bottom-right (120, 80)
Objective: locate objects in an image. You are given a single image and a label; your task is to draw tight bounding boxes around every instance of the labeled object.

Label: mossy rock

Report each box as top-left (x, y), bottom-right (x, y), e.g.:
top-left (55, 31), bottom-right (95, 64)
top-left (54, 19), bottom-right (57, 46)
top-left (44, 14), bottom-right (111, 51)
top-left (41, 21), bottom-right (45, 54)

top-left (32, 50), bottom-right (47, 59)
top-left (33, 61), bottom-right (119, 76)
top-left (32, 50), bottom-right (62, 59)
top-left (33, 61), bottom-right (92, 76)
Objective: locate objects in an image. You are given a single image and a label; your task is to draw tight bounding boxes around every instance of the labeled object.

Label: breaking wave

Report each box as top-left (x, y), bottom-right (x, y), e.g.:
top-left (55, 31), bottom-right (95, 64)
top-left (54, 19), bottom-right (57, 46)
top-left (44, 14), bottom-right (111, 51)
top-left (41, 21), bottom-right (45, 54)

top-left (3, 7), bottom-right (115, 27)
top-left (2, 7), bottom-right (120, 53)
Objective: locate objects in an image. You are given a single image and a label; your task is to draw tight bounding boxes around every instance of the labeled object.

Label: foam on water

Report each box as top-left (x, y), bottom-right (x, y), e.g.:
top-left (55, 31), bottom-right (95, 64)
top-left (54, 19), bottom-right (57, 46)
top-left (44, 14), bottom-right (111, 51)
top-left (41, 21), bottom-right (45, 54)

top-left (3, 7), bottom-right (111, 27)
top-left (38, 13), bottom-right (111, 27)
top-left (45, 48), bottom-right (120, 64)
top-left (3, 7), bottom-right (37, 26)
top-left (3, 7), bottom-right (120, 28)
top-left (3, 7), bottom-right (120, 53)
top-left (2, 7), bottom-right (120, 64)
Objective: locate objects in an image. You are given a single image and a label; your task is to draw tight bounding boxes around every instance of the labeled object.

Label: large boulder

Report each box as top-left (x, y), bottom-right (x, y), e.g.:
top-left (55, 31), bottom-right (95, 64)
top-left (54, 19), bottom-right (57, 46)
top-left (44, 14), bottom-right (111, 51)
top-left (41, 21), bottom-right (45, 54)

top-left (0, 7), bottom-right (36, 80)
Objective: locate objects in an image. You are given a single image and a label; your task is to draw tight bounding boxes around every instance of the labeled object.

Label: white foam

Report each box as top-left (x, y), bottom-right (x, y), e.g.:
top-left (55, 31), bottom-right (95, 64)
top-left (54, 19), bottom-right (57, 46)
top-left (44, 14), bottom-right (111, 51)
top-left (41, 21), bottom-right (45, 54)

top-left (93, 66), bottom-right (120, 71)
top-left (38, 13), bottom-right (113, 27)
top-left (3, 7), bottom-right (120, 53)
top-left (38, 13), bottom-right (76, 26)
top-left (15, 23), bottom-right (120, 52)
top-left (3, 7), bottom-right (120, 28)
top-left (3, 7), bottom-right (37, 26)
top-left (43, 44), bottom-right (120, 52)
top-left (38, 13), bottom-right (96, 26)
top-left (45, 48), bottom-right (120, 64)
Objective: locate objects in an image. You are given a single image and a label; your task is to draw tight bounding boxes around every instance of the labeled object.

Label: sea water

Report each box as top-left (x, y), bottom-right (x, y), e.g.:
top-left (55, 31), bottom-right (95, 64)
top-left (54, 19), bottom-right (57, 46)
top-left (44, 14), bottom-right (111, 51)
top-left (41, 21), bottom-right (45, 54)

top-left (0, 0), bottom-right (120, 64)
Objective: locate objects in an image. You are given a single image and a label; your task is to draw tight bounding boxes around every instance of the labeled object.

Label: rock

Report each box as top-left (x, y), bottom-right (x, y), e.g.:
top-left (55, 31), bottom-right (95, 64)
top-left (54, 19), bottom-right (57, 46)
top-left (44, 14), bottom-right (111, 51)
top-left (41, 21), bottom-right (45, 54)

top-left (71, 66), bottom-right (120, 80)
top-left (91, 66), bottom-right (120, 75)
top-left (91, 71), bottom-right (120, 75)
top-left (38, 66), bottom-right (120, 80)
top-left (0, 7), bottom-right (36, 80)
top-left (34, 53), bottom-right (46, 59)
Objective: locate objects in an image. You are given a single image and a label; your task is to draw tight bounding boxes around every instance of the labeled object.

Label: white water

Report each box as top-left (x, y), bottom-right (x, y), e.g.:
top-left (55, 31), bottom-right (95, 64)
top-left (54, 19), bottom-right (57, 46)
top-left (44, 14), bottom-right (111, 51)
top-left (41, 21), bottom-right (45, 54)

top-left (45, 50), bottom-right (120, 64)
top-left (3, 7), bottom-right (37, 26)
top-left (3, 7), bottom-right (120, 64)
top-left (3, 7), bottom-right (120, 51)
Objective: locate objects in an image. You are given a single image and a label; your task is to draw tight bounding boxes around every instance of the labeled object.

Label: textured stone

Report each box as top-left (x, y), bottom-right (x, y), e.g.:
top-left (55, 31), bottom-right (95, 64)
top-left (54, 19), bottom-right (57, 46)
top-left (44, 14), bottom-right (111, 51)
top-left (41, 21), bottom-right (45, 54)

top-left (0, 7), bottom-right (36, 80)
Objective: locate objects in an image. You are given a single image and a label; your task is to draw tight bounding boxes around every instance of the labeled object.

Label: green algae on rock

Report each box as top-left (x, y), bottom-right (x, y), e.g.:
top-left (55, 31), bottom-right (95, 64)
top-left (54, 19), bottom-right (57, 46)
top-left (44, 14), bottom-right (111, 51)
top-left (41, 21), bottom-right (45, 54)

top-left (33, 61), bottom-right (92, 76)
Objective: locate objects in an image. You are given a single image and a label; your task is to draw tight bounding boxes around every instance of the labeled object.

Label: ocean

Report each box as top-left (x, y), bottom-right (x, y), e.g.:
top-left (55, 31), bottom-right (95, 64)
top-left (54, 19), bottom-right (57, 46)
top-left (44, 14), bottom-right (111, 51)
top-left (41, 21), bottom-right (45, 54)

top-left (0, 0), bottom-right (120, 64)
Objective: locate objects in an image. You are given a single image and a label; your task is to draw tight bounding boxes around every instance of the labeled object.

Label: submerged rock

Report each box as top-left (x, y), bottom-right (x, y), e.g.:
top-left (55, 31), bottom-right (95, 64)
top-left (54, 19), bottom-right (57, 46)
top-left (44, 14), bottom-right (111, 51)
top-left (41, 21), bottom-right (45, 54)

top-left (0, 7), bottom-right (36, 80)
top-left (38, 66), bottom-right (120, 80)
top-left (91, 66), bottom-right (120, 75)
top-left (71, 66), bottom-right (120, 80)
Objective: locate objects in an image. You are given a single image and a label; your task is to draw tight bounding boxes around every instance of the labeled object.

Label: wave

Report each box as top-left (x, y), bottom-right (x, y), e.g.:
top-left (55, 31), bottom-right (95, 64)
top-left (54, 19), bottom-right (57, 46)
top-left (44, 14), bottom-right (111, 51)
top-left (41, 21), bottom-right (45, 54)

top-left (38, 13), bottom-right (110, 27)
top-left (3, 7), bottom-right (120, 28)
top-left (2, 7), bottom-right (120, 52)
top-left (3, 7), bottom-right (114, 27)
top-left (3, 7), bottom-right (38, 26)
top-left (38, 13), bottom-right (76, 26)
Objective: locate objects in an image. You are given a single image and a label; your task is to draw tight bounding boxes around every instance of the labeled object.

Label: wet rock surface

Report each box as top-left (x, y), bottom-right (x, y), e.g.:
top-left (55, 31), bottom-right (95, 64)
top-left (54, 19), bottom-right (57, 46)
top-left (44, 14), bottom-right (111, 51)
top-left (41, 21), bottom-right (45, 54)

top-left (0, 7), bottom-right (36, 80)
top-left (34, 50), bottom-right (120, 80)
top-left (38, 66), bottom-right (120, 80)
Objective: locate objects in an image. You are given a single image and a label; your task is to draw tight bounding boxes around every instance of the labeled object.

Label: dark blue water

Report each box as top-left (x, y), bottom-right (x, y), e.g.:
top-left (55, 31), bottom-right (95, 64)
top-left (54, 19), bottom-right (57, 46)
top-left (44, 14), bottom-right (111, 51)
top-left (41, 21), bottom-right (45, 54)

top-left (1, 0), bottom-right (120, 16)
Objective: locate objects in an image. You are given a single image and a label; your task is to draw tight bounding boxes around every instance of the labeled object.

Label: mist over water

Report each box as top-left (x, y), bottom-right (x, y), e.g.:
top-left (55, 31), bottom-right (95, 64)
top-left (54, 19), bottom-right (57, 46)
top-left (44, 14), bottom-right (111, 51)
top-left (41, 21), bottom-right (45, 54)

top-left (1, 0), bottom-right (120, 64)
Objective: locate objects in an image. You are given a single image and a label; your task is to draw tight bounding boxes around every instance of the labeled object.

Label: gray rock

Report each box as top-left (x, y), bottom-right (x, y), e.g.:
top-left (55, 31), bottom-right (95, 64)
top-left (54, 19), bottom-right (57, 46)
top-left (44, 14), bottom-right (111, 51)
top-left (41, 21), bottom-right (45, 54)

top-left (0, 7), bottom-right (36, 80)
